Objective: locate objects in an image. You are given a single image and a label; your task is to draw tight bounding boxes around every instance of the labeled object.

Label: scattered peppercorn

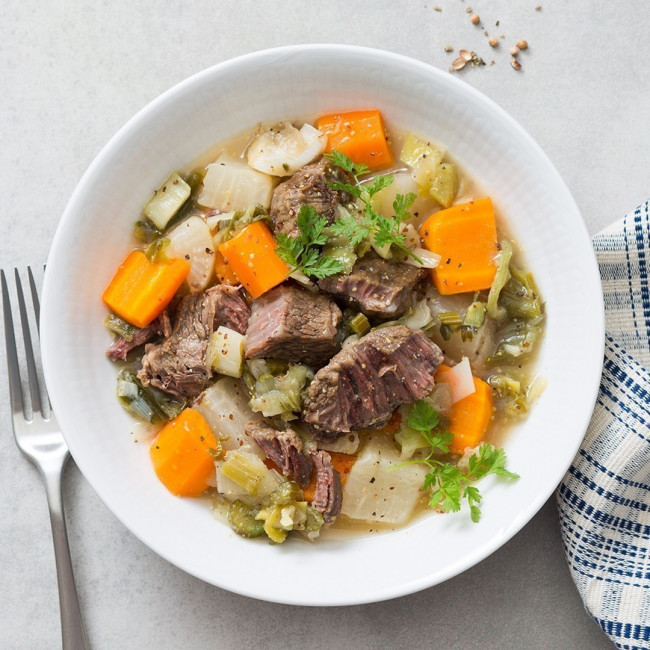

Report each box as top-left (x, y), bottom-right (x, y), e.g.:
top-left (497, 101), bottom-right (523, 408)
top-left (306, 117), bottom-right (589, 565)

top-left (488, 37), bottom-right (499, 47)
top-left (517, 39), bottom-right (529, 50)
top-left (470, 13), bottom-right (480, 24)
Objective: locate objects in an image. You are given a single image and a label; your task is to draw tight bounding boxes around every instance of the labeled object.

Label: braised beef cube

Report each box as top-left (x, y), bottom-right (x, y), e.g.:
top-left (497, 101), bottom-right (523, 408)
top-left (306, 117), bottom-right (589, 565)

top-left (138, 285), bottom-right (250, 399)
top-left (310, 450), bottom-right (342, 524)
top-left (317, 253), bottom-right (427, 319)
top-left (302, 325), bottom-right (443, 436)
top-left (270, 158), bottom-right (350, 238)
top-left (245, 285), bottom-right (342, 368)
top-left (245, 421), bottom-right (313, 487)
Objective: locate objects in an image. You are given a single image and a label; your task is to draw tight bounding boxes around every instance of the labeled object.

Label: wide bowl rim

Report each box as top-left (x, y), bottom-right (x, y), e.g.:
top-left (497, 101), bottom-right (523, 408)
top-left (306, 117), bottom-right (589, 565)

top-left (41, 43), bottom-right (605, 606)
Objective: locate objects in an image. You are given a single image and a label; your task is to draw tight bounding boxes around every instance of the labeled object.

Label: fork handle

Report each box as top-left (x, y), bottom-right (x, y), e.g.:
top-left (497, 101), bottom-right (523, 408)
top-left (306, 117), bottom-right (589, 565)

top-left (41, 458), bottom-right (90, 650)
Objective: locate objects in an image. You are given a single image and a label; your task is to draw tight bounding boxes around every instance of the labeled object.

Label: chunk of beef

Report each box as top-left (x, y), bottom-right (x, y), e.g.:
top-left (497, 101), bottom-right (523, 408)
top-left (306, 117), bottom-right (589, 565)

top-left (270, 158), bottom-right (350, 238)
top-left (106, 311), bottom-right (172, 361)
top-left (303, 325), bottom-right (443, 437)
top-left (310, 450), bottom-right (342, 524)
top-left (245, 421), bottom-right (313, 487)
top-left (245, 285), bottom-right (342, 367)
top-left (317, 253), bottom-right (427, 319)
top-left (138, 285), bottom-right (250, 399)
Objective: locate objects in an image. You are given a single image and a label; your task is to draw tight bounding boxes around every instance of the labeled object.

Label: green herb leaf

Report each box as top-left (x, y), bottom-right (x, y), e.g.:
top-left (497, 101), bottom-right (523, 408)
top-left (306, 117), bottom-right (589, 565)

top-left (393, 192), bottom-right (417, 222)
top-left (324, 151), bottom-right (369, 177)
top-left (402, 400), bottom-right (518, 523)
top-left (407, 400), bottom-right (440, 433)
top-left (365, 174), bottom-right (393, 198)
top-left (327, 150), bottom-right (421, 262)
top-left (275, 205), bottom-right (345, 279)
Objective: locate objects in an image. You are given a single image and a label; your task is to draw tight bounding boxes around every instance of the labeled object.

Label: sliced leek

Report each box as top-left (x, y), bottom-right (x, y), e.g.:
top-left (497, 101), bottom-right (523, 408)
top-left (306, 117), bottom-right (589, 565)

top-left (143, 172), bottom-right (191, 230)
top-left (220, 451), bottom-right (269, 496)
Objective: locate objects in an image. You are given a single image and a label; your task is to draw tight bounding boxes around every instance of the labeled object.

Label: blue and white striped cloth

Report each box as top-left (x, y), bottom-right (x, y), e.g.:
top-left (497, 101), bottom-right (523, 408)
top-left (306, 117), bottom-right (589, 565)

top-left (557, 201), bottom-right (650, 649)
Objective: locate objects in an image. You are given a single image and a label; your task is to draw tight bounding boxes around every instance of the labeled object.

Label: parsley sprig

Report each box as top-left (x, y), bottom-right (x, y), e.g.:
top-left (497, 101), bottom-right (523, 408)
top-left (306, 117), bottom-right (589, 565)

top-left (275, 205), bottom-right (346, 279)
top-left (404, 400), bottom-right (519, 523)
top-left (325, 151), bottom-right (421, 262)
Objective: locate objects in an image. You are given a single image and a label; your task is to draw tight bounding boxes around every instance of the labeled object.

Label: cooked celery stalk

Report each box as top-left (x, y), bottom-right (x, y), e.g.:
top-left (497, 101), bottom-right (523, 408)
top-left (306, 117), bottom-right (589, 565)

top-left (400, 134), bottom-right (446, 194)
top-left (304, 506), bottom-right (324, 535)
top-left (486, 240), bottom-right (513, 321)
top-left (249, 390), bottom-right (298, 418)
top-left (256, 506), bottom-right (289, 544)
top-left (438, 311), bottom-right (463, 327)
top-left (246, 360), bottom-right (313, 420)
top-left (321, 232), bottom-right (357, 275)
top-left (228, 500), bottom-right (265, 538)
top-left (219, 204), bottom-right (269, 242)
top-left (323, 245), bottom-right (357, 274)
top-left (206, 326), bottom-right (245, 378)
top-left (104, 314), bottom-right (136, 341)
top-left (395, 426), bottom-right (429, 459)
top-left (487, 315), bottom-right (544, 364)
top-left (400, 134), bottom-right (445, 169)
top-left (143, 172), bottom-right (191, 230)
top-left (429, 162), bottom-right (459, 208)
top-left (349, 313), bottom-right (371, 336)
top-left (221, 451), bottom-right (268, 495)
top-left (488, 373), bottom-right (529, 417)
top-left (464, 298), bottom-right (486, 328)
top-left (116, 369), bottom-right (185, 423)
top-left (269, 481), bottom-right (302, 506)
top-left (256, 501), bottom-right (309, 544)
top-left (500, 268), bottom-right (543, 319)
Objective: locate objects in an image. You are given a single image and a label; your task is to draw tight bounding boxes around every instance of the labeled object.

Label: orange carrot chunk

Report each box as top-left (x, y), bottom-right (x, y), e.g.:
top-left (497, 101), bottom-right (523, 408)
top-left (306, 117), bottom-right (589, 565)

top-left (303, 452), bottom-right (356, 503)
top-left (217, 221), bottom-right (289, 299)
top-left (317, 109), bottom-right (393, 170)
top-left (150, 408), bottom-right (217, 497)
top-left (420, 197), bottom-right (499, 295)
top-left (102, 249), bottom-right (190, 328)
top-left (436, 364), bottom-right (494, 454)
top-left (213, 249), bottom-right (239, 285)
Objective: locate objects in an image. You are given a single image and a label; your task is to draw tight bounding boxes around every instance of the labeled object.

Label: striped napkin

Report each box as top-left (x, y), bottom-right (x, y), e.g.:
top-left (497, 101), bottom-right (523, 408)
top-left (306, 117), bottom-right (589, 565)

top-left (557, 201), bottom-right (650, 649)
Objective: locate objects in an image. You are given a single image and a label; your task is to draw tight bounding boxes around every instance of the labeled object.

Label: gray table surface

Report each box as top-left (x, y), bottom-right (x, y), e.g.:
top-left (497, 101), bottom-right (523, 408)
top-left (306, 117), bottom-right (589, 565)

top-left (3, 1), bottom-right (648, 648)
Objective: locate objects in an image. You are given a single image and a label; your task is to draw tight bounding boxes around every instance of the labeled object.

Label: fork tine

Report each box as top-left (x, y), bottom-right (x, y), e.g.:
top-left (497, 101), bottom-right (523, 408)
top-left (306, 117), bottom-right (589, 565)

top-left (28, 266), bottom-right (52, 413)
top-left (28, 266), bottom-right (41, 335)
top-left (15, 268), bottom-right (41, 415)
top-left (1, 270), bottom-right (25, 416)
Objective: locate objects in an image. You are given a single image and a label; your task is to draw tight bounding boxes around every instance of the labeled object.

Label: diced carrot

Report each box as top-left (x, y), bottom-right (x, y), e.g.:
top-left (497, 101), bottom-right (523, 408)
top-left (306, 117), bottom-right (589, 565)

top-left (213, 249), bottom-right (239, 285)
top-left (150, 408), bottom-right (217, 497)
top-left (317, 109), bottom-right (393, 170)
top-left (419, 197), bottom-right (499, 295)
top-left (436, 364), bottom-right (494, 454)
top-left (303, 452), bottom-right (356, 503)
top-left (217, 221), bottom-right (289, 298)
top-left (102, 249), bottom-right (190, 328)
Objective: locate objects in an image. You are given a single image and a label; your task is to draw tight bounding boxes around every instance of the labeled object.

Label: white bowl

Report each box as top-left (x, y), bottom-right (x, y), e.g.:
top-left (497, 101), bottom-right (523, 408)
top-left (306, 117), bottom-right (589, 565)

top-left (41, 45), bottom-right (604, 605)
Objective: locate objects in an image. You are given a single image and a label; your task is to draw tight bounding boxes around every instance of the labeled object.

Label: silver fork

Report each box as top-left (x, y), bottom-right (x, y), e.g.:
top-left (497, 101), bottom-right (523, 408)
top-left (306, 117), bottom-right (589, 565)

top-left (2, 267), bottom-right (89, 650)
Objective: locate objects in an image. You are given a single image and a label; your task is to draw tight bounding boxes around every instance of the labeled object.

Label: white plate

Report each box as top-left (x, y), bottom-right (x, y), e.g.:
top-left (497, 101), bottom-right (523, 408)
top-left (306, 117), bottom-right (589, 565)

top-left (41, 45), bottom-right (604, 605)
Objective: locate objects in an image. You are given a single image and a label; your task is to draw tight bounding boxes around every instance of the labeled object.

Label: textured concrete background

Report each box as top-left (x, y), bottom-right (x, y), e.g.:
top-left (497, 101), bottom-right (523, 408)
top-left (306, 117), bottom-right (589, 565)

top-left (3, 0), bottom-right (647, 647)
